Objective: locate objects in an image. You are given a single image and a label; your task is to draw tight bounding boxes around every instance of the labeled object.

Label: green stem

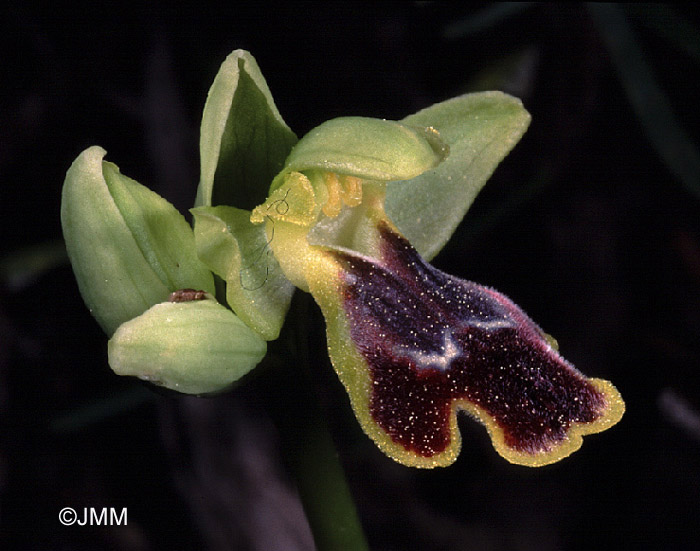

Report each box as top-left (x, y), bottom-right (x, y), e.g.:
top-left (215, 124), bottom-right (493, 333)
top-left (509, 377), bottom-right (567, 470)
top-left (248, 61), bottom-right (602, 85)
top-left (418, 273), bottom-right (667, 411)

top-left (262, 292), bottom-right (370, 551)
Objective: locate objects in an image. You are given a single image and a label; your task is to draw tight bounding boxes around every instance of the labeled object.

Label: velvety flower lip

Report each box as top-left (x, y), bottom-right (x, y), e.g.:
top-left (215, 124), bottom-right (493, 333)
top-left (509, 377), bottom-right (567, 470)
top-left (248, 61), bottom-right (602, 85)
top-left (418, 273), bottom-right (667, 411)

top-left (313, 220), bottom-right (624, 467)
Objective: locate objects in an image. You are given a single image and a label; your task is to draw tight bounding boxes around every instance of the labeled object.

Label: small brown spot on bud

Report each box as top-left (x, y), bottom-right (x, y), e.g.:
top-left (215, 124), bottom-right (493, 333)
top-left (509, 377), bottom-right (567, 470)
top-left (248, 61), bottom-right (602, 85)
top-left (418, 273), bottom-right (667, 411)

top-left (169, 289), bottom-right (209, 302)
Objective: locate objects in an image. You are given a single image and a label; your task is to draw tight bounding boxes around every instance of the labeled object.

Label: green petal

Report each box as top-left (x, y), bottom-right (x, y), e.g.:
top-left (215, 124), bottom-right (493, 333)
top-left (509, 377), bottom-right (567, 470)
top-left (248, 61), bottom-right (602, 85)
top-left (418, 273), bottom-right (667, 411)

top-left (191, 205), bottom-right (294, 340)
top-left (272, 117), bottom-right (448, 191)
top-left (387, 91), bottom-right (531, 260)
top-left (195, 49), bottom-right (298, 210)
top-left (61, 146), bottom-right (214, 336)
top-left (108, 299), bottom-right (267, 395)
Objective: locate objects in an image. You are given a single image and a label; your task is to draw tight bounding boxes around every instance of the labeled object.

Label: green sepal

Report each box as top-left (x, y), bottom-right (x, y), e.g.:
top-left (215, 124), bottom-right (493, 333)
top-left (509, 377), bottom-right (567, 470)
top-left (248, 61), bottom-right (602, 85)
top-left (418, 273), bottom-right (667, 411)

top-left (101, 161), bottom-right (214, 294)
top-left (386, 91), bottom-right (531, 260)
top-left (271, 117), bottom-right (449, 192)
top-left (195, 49), bottom-right (298, 210)
top-left (191, 205), bottom-right (294, 340)
top-left (108, 299), bottom-right (267, 395)
top-left (61, 146), bottom-right (214, 336)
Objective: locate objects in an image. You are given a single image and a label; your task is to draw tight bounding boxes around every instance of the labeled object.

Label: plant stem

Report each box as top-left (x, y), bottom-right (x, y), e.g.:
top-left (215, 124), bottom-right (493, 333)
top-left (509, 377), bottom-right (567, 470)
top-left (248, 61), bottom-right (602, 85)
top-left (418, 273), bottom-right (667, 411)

top-left (263, 292), bottom-right (370, 551)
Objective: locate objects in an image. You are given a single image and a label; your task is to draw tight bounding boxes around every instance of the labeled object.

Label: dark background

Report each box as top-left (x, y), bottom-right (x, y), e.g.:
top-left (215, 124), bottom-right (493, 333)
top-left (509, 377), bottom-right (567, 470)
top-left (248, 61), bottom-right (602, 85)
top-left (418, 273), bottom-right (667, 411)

top-left (2, 3), bottom-right (699, 550)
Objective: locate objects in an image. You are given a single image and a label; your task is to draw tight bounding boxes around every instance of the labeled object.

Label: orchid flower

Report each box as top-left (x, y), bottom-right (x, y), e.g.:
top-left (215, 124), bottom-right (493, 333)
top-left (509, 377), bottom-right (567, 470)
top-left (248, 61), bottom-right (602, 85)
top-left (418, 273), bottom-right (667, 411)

top-left (61, 50), bottom-right (623, 468)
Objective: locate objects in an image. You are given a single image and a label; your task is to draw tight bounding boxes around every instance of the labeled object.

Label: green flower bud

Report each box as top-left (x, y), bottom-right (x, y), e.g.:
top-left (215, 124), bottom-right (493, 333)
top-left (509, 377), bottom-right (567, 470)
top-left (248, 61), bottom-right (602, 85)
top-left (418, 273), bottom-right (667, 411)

top-left (108, 298), bottom-right (267, 395)
top-left (61, 146), bottom-right (215, 336)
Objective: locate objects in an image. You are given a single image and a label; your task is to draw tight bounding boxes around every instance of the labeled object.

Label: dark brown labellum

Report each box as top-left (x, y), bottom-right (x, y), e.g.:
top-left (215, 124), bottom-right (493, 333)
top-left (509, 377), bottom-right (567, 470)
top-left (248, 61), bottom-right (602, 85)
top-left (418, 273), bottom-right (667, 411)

top-left (332, 221), bottom-right (612, 458)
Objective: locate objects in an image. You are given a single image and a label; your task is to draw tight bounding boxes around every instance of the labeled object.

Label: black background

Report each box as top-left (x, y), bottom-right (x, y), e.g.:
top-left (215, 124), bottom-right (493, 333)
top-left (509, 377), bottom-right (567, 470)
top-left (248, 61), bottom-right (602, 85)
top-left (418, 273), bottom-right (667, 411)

top-left (2, 3), bottom-right (700, 550)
